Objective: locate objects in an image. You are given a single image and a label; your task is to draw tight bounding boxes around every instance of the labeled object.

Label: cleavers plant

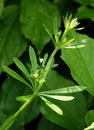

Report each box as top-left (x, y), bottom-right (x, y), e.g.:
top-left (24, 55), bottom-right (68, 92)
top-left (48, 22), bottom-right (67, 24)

top-left (0, 15), bottom-right (86, 130)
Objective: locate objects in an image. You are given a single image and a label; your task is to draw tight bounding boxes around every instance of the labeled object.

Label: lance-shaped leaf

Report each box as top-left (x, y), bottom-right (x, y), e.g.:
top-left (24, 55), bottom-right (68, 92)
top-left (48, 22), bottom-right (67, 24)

top-left (3, 66), bottom-right (32, 89)
top-left (39, 93), bottom-right (74, 101)
top-left (16, 95), bottom-right (32, 102)
top-left (29, 46), bottom-right (38, 72)
top-left (42, 53), bottom-right (48, 65)
top-left (40, 85), bottom-right (86, 94)
top-left (14, 57), bottom-right (30, 77)
top-left (63, 44), bottom-right (85, 49)
top-left (53, 16), bottom-right (59, 36)
top-left (40, 96), bottom-right (63, 115)
top-left (13, 57), bottom-right (34, 86)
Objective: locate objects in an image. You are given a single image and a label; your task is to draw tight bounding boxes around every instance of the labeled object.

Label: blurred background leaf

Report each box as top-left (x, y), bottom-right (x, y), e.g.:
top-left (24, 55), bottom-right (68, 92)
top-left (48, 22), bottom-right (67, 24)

top-left (0, 77), bottom-right (40, 126)
top-left (39, 70), bottom-right (87, 130)
top-left (61, 31), bottom-right (94, 95)
top-left (0, 5), bottom-right (28, 74)
top-left (20, 0), bottom-right (61, 51)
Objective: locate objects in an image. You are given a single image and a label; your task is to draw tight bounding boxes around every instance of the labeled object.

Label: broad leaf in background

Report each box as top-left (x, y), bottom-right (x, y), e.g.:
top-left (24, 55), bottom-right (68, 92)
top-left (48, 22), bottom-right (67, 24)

top-left (0, 111), bottom-right (6, 126)
top-left (75, 0), bottom-right (94, 5)
top-left (10, 121), bottom-right (25, 130)
top-left (37, 117), bottom-right (63, 130)
top-left (20, 0), bottom-right (61, 51)
top-left (40, 93), bottom-right (86, 130)
top-left (0, 77), bottom-right (40, 126)
top-left (61, 31), bottom-right (94, 95)
top-left (39, 70), bottom-right (87, 130)
top-left (76, 6), bottom-right (94, 21)
top-left (0, 0), bottom-right (4, 16)
top-left (0, 5), bottom-right (27, 74)
top-left (85, 110), bottom-right (94, 127)
top-left (42, 70), bottom-right (76, 91)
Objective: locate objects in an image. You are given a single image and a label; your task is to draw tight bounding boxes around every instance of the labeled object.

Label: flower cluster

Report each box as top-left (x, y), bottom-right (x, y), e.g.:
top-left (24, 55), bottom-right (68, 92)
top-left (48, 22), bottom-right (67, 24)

top-left (63, 14), bottom-right (80, 31)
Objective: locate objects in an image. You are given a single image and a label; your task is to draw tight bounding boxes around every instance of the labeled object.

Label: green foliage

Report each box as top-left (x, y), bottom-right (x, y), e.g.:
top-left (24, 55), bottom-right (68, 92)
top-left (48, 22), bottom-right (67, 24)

top-left (61, 31), bottom-right (94, 95)
top-left (0, 5), bottom-right (27, 74)
top-left (20, 0), bottom-right (61, 51)
top-left (1, 0), bottom-right (94, 130)
top-left (40, 93), bottom-right (86, 130)
top-left (75, 0), bottom-right (94, 5)
top-left (37, 117), bottom-right (63, 130)
top-left (0, 0), bottom-right (4, 16)
top-left (76, 6), bottom-right (94, 21)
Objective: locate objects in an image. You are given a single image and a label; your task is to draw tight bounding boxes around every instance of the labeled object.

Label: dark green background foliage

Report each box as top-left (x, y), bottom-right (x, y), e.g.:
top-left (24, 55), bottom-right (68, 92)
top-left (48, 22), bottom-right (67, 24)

top-left (1, 0), bottom-right (94, 129)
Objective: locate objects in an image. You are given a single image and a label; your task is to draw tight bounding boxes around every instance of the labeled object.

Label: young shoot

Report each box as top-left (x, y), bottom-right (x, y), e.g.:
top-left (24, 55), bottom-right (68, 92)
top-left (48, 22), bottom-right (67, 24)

top-left (0, 15), bottom-right (86, 130)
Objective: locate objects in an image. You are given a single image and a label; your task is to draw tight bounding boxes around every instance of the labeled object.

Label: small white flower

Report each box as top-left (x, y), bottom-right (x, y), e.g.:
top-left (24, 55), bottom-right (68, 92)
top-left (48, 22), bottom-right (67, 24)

top-left (39, 58), bottom-right (43, 63)
top-left (70, 18), bottom-right (79, 29)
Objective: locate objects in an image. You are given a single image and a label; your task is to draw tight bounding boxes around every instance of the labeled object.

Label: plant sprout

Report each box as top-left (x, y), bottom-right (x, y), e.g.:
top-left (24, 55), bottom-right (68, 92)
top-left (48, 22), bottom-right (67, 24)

top-left (0, 15), bottom-right (86, 130)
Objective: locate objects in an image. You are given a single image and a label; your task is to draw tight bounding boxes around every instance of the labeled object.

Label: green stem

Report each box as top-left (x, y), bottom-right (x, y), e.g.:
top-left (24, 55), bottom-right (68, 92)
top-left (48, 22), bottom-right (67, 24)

top-left (0, 94), bottom-right (36, 130)
top-left (44, 48), bottom-right (58, 77)
top-left (13, 94), bottom-right (36, 118)
top-left (0, 48), bottom-right (58, 130)
top-left (36, 48), bottom-right (58, 93)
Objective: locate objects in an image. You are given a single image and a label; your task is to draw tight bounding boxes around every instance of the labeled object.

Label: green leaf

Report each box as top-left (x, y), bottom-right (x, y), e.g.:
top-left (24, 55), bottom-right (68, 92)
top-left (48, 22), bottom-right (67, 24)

top-left (40, 70), bottom-right (87, 129)
top-left (43, 53), bottom-right (48, 65)
top-left (37, 117), bottom-right (63, 130)
top-left (40, 96), bottom-right (63, 115)
top-left (75, 0), bottom-right (94, 5)
top-left (29, 46), bottom-right (38, 72)
top-left (3, 66), bottom-right (32, 89)
top-left (40, 94), bottom-right (74, 101)
top-left (76, 6), bottom-right (94, 21)
top-left (9, 121), bottom-right (25, 130)
top-left (86, 110), bottom-right (94, 126)
top-left (42, 70), bottom-right (76, 91)
top-left (40, 85), bottom-right (86, 94)
top-left (0, 111), bottom-right (7, 126)
top-left (0, 0), bottom-right (4, 16)
top-left (61, 31), bottom-right (94, 95)
top-left (84, 122), bottom-right (94, 130)
top-left (13, 57), bottom-right (30, 78)
top-left (40, 93), bottom-right (87, 130)
top-left (20, 0), bottom-right (61, 51)
top-left (53, 16), bottom-right (59, 36)
top-left (0, 77), bottom-right (40, 125)
top-left (16, 95), bottom-right (32, 102)
top-left (0, 5), bottom-right (28, 74)
top-left (13, 57), bottom-right (34, 87)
